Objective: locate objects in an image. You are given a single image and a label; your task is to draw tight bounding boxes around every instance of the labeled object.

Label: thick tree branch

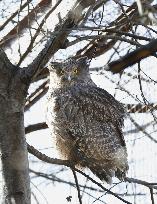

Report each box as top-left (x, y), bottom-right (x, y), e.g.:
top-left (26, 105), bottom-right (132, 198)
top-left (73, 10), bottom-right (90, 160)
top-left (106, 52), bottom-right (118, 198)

top-left (88, 38), bottom-right (157, 73)
top-left (27, 143), bottom-right (72, 166)
top-left (107, 38), bottom-right (157, 73)
top-left (21, 16), bottom-right (76, 81)
top-left (25, 122), bottom-right (48, 134)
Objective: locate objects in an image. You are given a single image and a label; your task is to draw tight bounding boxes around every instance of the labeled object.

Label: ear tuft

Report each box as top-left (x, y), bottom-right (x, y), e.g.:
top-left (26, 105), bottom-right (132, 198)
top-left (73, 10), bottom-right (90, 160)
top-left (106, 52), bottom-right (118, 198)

top-left (77, 56), bottom-right (90, 66)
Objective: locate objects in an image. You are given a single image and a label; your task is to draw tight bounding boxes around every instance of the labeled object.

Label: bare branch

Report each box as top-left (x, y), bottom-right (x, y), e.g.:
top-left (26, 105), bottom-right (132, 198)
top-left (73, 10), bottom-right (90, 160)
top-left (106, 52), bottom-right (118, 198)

top-left (30, 168), bottom-right (104, 192)
top-left (17, 0), bottom-right (62, 66)
top-left (150, 188), bottom-right (155, 204)
top-left (27, 143), bottom-right (132, 204)
top-left (67, 34), bottom-right (140, 48)
top-left (106, 38), bottom-right (157, 73)
top-left (71, 169), bottom-right (82, 204)
top-left (0, 0), bottom-right (33, 31)
top-left (25, 122), bottom-right (48, 134)
top-left (124, 120), bottom-right (154, 135)
top-left (125, 177), bottom-right (157, 190)
top-left (0, 0), bottom-right (52, 49)
top-left (27, 143), bottom-right (72, 166)
top-left (25, 80), bottom-right (48, 111)
top-left (125, 103), bottom-right (157, 113)
top-left (129, 115), bottom-right (157, 143)
top-left (21, 0), bottom-right (97, 82)
top-left (76, 2), bottom-right (138, 58)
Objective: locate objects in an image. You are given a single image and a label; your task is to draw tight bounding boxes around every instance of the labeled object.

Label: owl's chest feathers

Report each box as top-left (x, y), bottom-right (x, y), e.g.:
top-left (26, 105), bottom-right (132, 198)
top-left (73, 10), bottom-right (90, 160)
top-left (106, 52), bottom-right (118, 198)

top-left (49, 87), bottom-right (82, 160)
top-left (50, 87), bottom-right (79, 135)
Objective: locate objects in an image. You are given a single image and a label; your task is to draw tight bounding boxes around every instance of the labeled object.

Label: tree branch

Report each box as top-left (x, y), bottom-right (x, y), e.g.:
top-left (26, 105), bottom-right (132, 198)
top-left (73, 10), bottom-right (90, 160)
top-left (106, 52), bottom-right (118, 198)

top-left (150, 188), bottom-right (155, 204)
top-left (71, 169), bottom-right (82, 204)
top-left (76, 2), bottom-right (138, 58)
top-left (106, 38), bottom-right (157, 73)
top-left (27, 143), bottom-right (132, 204)
top-left (89, 38), bottom-right (157, 73)
top-left (0, 0), bottom-right (33, 31)
top-left (25, 122), bottom-right (48, 134)
top-left (129, 115), bottom-right (157, 143)
top-left (21, 0), bottom-right (98, 82)
top-left (27, 143), bottom-right (72, 166)
top-left (125, 103), bottom-right (157, 113)
top-left (0, 0), bottom-right (52, 49)
top-left (125, 177), bottom-right (157, 190)
top-left (25, 80), bottom-right (48, 111)
top-left (17, 0), bottom-right (62, 66)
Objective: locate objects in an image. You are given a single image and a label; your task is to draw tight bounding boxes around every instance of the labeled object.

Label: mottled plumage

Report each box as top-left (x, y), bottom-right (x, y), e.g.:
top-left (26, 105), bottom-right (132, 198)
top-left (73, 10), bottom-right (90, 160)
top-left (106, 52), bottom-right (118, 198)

top-left (46, 56), bottom-right (128, 183)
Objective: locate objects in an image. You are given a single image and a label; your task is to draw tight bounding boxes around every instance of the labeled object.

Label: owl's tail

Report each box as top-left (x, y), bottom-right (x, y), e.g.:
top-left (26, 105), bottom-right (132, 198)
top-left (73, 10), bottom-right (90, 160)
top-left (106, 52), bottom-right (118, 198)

top-left (90, 166), bottom-right (114, 184)
top-left (89, 165), bottom-right (127, 184)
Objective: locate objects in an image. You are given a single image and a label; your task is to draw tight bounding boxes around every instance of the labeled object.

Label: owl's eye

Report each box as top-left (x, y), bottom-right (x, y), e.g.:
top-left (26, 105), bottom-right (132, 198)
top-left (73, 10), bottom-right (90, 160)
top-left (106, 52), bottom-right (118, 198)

top-left (73, 68), bottom-right (78, 74)
top-left (60, 70), bottom-right (65, 75)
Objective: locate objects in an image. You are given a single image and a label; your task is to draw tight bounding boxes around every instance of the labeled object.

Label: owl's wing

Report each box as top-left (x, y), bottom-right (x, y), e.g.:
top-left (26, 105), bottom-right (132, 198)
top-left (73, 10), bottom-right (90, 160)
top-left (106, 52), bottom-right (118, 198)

top-left (71, 85), bottom-right (126, 146)
top-left (70, 85), bottom-right (128, 182)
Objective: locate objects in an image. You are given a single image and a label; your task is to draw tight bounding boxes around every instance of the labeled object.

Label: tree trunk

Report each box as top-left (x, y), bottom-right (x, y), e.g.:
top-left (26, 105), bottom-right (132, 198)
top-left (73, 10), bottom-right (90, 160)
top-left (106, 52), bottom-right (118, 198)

top-left (0, 50), bottom-right (31, 204)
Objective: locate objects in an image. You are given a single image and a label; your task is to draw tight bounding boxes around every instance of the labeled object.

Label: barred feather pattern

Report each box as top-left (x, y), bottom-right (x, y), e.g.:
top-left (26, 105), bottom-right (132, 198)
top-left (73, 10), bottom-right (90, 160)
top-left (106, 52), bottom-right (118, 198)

top-left (46, 57), bottom-right (128, 184)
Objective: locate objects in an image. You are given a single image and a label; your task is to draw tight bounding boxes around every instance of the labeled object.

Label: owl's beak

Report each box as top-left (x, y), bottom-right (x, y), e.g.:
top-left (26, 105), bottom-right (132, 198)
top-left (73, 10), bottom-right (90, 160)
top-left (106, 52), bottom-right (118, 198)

top-left (68, 75), bottom-right (71, 81)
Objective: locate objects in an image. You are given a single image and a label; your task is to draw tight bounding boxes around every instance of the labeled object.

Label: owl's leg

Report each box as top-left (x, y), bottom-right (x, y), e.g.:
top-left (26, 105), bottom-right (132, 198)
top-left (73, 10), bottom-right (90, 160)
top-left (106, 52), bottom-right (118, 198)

top-left (115, 169), bottom-right (127, 181)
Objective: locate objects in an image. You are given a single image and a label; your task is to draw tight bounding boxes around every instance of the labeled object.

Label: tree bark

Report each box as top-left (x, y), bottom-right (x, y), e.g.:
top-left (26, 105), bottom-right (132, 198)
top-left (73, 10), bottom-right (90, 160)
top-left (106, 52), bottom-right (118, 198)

top-left (0, 49), bottom-right (30, 204)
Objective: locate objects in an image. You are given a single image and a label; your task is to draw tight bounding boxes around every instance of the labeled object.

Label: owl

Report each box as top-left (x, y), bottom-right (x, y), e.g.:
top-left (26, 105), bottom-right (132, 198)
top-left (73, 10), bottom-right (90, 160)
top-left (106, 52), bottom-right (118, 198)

top-left (46, 56), bottom-right (128, 184)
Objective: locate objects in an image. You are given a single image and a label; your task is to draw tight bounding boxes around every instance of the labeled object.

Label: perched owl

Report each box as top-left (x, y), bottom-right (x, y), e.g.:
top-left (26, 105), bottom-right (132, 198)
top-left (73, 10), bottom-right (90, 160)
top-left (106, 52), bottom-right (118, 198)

top-left (46, 56), bottom-right (128, 183)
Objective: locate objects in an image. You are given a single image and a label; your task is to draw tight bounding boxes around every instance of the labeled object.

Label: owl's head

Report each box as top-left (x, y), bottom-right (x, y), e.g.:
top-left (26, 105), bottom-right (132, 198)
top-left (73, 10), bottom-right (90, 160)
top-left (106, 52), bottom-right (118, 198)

top-left (49, 56), bottom-right (91, 87)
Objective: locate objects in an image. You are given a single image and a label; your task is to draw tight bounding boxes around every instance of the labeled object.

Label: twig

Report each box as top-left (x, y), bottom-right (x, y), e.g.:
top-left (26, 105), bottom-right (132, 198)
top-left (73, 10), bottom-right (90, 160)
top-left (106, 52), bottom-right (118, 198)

top-left (25, 80), bottom-right (48, 111)
top-left (0, 0), bottom-right (33, 31)
top-left (149, 188), bottom-right (155, 204)
top-left (0, 0), bottom-right (52, 49)
top-left (30, 168), bottom-right (104, 192)
top-left (75, 169), bottom-right (132, 204)
top-left (125, 177), bottom-right (157, 190)
top-left (17, 0), bottom-right (62, 65)
top-left (129, 115), bottom-right (157, 143)
top-left (71, 168), bottom-right (83, 204)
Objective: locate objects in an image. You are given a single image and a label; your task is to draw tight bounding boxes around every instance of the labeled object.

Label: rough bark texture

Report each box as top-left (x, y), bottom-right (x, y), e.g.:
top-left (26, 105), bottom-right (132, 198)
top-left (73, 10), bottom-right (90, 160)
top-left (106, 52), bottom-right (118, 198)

top-left (0, 49), bottom-right (30, 204)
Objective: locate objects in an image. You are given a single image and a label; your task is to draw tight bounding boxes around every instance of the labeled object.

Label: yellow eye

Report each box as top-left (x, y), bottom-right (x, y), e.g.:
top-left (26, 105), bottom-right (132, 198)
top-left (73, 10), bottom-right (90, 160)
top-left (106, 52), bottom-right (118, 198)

top-left (60, 70), bottom-right (64, 75)
top-left (73, 68), bottom-right (78, 74)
